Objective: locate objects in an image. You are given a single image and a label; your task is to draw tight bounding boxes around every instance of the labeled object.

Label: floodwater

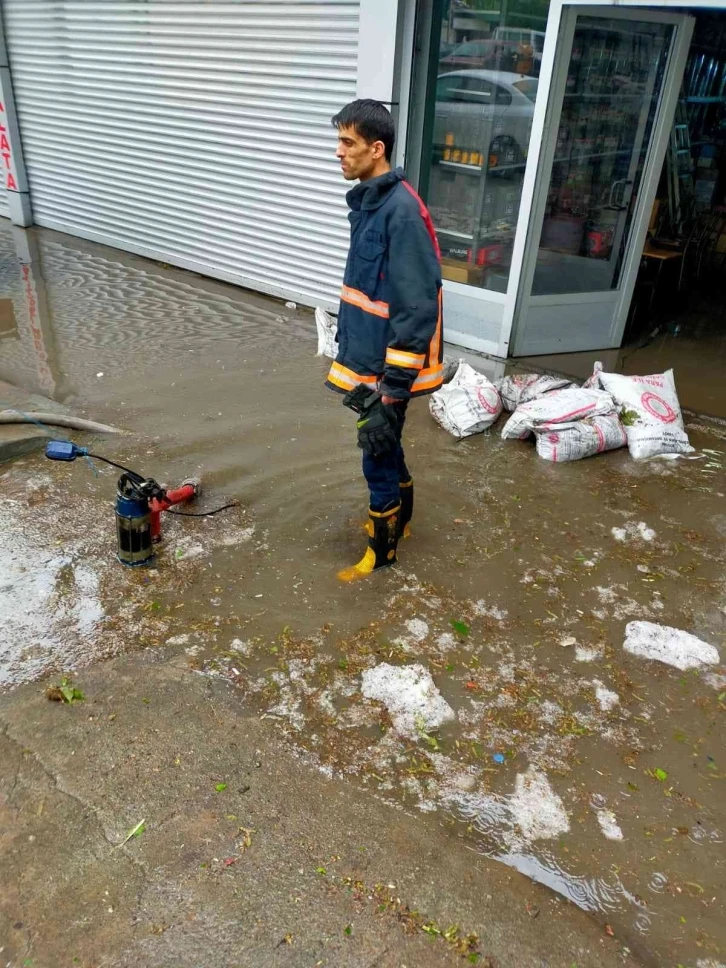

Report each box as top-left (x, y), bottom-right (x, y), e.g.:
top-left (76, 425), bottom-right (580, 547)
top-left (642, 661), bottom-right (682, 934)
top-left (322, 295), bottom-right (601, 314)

top-left (1, 221), bottom-right (725, 968)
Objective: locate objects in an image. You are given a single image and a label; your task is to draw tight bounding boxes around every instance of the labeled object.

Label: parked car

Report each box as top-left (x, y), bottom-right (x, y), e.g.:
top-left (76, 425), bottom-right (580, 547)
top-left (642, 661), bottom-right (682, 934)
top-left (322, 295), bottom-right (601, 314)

top-left (439, 38), bottom-right (522, 74)
top-left (434, 70), bottom-right (537, 172)
top-left (440, 31), bottom-right (542, 75)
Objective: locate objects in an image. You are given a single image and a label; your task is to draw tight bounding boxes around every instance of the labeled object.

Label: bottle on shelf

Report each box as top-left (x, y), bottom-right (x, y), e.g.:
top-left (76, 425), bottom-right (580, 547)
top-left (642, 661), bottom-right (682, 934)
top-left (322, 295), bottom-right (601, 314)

top-left (443, 132), bottom-right (454, 162)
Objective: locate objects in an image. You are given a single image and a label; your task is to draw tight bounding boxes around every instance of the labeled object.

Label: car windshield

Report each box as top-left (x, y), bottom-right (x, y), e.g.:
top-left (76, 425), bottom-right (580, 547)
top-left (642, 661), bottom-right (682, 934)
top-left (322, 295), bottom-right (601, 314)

top-left (451, 41), bottom-right (487, 56)
top-left (513, 78), bottom-right (538, 102)
top-left (533, 34), bottom-right (545, 52)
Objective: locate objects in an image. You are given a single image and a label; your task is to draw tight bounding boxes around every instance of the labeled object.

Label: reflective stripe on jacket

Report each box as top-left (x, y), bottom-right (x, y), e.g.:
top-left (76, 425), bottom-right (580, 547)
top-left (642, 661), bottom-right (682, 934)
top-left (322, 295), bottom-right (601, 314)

top-left (325, 167), bottom-right (444, 400)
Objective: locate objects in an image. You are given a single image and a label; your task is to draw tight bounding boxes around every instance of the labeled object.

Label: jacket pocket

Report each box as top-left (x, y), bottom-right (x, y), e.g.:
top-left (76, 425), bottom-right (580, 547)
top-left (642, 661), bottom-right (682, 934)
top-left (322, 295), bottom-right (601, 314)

top-left (351, 232), bottom-right (386, 294)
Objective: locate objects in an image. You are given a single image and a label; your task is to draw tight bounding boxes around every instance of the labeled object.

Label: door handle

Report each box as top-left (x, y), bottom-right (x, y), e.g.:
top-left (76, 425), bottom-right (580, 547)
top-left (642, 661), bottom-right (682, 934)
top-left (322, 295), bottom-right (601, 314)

top-left (608, 179), bottom-right (633, 210)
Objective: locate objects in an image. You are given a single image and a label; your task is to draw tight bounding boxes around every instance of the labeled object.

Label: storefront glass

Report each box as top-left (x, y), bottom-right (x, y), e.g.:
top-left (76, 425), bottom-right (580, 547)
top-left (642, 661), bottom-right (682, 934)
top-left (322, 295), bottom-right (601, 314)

top-left (422, 0), bottom-right (550, 293)
top-left (532, 17), bottom-right (675, 295)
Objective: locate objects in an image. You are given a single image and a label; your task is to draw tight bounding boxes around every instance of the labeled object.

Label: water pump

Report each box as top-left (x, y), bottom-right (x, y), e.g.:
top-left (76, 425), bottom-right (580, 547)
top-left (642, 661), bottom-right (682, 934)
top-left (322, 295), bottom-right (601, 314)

top-left (45, 440), bottom-right (200, 566)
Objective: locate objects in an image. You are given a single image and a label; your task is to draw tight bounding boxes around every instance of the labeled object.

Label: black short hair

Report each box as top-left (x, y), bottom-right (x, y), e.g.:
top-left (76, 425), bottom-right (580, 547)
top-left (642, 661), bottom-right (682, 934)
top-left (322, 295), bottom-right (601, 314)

top-left (331, 99), bottom-right (395, 161)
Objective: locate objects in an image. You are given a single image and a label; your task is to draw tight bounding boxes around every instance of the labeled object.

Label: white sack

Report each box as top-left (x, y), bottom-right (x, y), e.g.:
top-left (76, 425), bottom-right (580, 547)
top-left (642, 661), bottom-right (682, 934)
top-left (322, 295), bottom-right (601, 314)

top-left (495, 373), bottom-right (574, 412)
top-left (598, 369), bottom-right (693, 460)
top-left (430, 362), bottom-right (503, 438)
top-left (534, 412), bottom-right (627, 462)
top-left (442, 356), bottom-right (462, 383)
top-left (501, 387), bottom-right (617, 441)
top-left (582, 360), bottom-right (604, 389)
top-left (315, 307), bottom-right (338, 359)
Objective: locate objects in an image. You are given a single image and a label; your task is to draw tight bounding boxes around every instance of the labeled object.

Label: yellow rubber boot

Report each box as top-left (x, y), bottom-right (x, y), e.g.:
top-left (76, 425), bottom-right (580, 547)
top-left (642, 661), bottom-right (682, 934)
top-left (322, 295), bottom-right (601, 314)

top-left (365, 479), bottom-right (413, 540)
top-left (339, 504), bottom-right (400, 583)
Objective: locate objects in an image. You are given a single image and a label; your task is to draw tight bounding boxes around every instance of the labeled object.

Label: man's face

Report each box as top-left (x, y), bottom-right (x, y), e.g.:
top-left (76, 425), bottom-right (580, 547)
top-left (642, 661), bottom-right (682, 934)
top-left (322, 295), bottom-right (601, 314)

top-left (335, 125), bottom-right (384, 181)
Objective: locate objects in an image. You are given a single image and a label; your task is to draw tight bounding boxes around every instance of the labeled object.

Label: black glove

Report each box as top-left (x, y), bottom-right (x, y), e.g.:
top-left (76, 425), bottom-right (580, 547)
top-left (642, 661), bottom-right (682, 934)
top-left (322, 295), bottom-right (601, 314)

top-left (343, 385), bottom-right (399, 457)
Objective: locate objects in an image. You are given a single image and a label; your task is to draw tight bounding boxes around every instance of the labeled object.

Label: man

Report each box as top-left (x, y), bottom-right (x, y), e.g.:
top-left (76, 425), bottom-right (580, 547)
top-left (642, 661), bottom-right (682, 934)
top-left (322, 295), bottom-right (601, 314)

top-left (326, 99), bottom-right (444, 582)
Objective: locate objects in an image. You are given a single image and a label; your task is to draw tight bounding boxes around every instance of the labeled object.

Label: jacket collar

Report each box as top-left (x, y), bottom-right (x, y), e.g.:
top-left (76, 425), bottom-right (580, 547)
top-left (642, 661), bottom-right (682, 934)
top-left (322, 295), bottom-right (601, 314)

top-left (347, 167), bottom-right (405, 212)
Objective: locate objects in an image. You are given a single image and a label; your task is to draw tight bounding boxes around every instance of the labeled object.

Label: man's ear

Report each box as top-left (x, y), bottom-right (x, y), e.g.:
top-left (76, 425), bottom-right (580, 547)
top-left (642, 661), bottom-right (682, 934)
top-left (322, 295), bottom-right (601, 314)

top-left (372, 140), bottom-right (385, 160)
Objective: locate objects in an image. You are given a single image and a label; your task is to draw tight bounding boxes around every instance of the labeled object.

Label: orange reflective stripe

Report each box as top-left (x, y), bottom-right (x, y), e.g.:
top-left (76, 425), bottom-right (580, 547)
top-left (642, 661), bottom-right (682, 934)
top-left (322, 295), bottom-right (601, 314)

top-left (429, 289), bottom-right (443, 364)
top-left (327, 361), bottom-right (378, 392)
top-left (385, 348), bottom-right (426, 370)
top-left (411, 363), bottom-right (444, 393)
top-left (341, 285), bottom-right (390, 319)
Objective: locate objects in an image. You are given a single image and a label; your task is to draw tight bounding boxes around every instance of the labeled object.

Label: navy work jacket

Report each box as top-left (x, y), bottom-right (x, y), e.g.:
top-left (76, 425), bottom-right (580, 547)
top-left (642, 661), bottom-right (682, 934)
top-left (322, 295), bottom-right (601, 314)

top-left (325, 167), bottom-right (444, 400)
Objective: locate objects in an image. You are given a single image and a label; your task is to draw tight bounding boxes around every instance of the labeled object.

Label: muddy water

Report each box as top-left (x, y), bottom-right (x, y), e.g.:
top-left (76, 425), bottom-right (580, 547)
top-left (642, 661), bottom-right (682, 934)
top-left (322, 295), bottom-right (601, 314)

top-left (1, 222), bottom-right (725, 967)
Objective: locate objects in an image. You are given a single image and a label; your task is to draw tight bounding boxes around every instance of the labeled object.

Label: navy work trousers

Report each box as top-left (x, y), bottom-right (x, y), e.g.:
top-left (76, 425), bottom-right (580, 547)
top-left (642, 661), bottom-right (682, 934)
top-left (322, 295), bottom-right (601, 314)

top-left (362, 401), bottom-right (410, 512)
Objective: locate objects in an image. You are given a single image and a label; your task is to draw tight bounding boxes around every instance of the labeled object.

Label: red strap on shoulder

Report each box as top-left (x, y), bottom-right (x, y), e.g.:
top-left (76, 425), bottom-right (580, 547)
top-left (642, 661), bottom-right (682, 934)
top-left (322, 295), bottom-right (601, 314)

top-left (402, 180), bottom-right (441, 261)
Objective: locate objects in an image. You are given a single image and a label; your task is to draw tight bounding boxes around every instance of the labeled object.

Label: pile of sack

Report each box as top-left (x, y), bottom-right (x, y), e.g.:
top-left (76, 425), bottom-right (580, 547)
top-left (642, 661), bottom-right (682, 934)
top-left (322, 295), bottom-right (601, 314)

top-left (313, 308), bottom-right (693, 463)
top-left (430, 359), bottom-right (694, 463)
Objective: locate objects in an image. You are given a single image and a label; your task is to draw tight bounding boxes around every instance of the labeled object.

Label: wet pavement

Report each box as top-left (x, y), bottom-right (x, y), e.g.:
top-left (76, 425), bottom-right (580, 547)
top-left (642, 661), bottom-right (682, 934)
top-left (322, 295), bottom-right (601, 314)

top-left (1, 220), bottom-right (725, 967)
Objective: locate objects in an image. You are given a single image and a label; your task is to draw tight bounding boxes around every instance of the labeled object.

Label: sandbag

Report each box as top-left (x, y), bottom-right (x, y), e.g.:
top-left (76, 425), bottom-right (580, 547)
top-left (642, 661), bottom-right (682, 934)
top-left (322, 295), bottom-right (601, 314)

top-left (501, 387), bottom-right (617, 441)
top-left (495, 373), bottom-right (574, 412)
top-left (597, 369), bottom-right (693, 459)
top-left (582, 360), bottom-right (604, 389)
top-left (534, 412), bottom-right (627, 462)
top-left (430, 362), bottom-right (503, 438)
top-left (315, 307), bottom-right (338, 359)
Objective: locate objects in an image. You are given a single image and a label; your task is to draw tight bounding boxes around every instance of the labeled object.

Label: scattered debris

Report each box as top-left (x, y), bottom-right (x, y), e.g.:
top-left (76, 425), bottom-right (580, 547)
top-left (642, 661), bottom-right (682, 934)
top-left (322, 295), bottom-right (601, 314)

top-left (237, 826), bottom-right (254, 852)
top-left (624, 622), bottom-right (720, 670)
top-left (45, 676), bottom-right (85, 704)
top-left (114, 818), bottom-right (146, 848)
top-left (648, 768), bottom-right (668, 782)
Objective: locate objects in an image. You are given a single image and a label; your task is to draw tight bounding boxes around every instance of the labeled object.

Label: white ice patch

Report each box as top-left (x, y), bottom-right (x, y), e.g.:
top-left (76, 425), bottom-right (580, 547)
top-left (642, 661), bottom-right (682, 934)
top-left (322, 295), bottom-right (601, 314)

top-left (443, 767), bottom-right (570, 850)
top-left (697, 961), bottom-right (726, 968)
top-left (509, 767), bottom-right (571, 842)
top-left (218, 525), bottom-right (256, 546)
top-left (360, 663), bottom-right (455, 739)
top-left (435, 632), bottom-right (456, 652)
top-left (0, 502), bottom-right (106, 686)
top-left (624, 621), bottom-right (720, 671)
top-left (596, 808), bottom-right (624, 841)
top-left (166, 634), bottom-right (191, 646)
top-left (405, 618), bottom-right (429, 642)
top-left (172, 536), bottom-right (207, 560)
top-left (473, 600), bottom-right (508, 621)
top-left (538, 700), bottom-right (563, 725)
top-left (229, 637), bottom-right (253, 655)
top-left (593, 679), bottom-right (619, 712)
top-left (575, 646), bottom-right (601, 663)
top-left (611, 521), bottom-right (656, 542)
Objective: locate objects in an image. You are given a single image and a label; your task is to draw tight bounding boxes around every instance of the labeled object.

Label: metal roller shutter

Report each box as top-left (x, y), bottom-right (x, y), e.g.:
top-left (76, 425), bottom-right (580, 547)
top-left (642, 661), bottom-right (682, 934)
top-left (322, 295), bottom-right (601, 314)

top-left (2, 0), bottom-right (360, 309)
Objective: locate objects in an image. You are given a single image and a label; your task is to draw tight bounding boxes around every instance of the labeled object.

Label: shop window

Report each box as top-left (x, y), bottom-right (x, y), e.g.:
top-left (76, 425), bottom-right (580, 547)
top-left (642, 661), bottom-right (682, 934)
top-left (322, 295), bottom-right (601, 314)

top-left (416, 1), bottom-right (550, 292)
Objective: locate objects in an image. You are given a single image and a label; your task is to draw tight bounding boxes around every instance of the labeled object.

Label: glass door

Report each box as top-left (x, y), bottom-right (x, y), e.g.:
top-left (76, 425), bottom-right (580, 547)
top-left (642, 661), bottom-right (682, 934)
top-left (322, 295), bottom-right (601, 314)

top-left (511, 7), bottom-right (694, 357)
top-left (405, 0), bottom-right (550, 356)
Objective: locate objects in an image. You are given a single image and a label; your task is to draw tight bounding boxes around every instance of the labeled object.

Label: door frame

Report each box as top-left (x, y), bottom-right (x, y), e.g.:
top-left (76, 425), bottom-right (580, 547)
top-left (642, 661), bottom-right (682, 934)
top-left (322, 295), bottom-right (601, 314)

top-left (508, 3), bottom-right (694, 356)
